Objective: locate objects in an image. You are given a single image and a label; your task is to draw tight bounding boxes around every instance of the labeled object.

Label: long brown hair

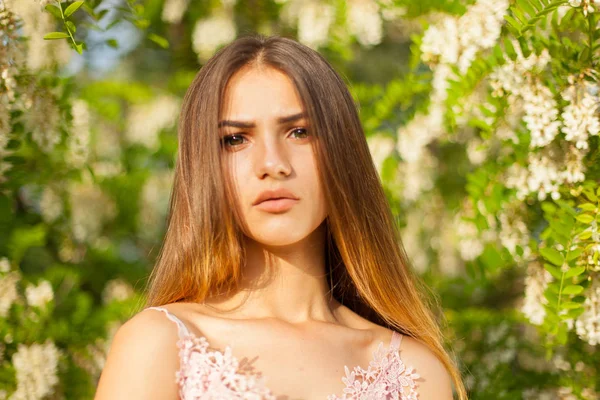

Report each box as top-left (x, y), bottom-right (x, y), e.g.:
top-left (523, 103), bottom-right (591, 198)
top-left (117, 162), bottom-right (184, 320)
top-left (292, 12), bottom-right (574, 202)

top-left (144, 33), bottom-right (467, 399)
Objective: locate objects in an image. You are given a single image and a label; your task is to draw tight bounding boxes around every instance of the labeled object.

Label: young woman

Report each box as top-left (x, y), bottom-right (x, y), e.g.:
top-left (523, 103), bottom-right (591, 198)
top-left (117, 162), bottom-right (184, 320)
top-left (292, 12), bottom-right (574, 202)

top-left (94, 34), bottom-right (467, 400)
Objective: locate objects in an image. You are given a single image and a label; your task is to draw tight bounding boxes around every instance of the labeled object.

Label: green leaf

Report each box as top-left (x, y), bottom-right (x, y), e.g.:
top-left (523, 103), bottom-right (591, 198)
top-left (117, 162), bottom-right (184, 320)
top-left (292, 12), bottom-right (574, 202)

top-left (66, 21), bottom-right (76, 34)
top-left (564, 266), bottom-right (586, 279)
top-left (64, 1), bottom-right (84, 18)
top-left (578, 203), bottom-right (597, 211)
top-left (518, 36), bottom-right (532, 58)
top-left (565, 307), bottom-right (585, 319)
top-left (583, 189), bottom-right (598, 202)
top-left (517, 0), bottom-right (538, 16)
top-left (44, 4), bottom-right (63, 19)
top-left (148, 33), bottom-right (169, 49)
top-left (566, 248), bottom-right (584, 262)
top-left (544, 263), bottom-right (562, 280)
top-left (578, 230), bottom-right (593, 240)
top-left (562, 285), bottom-right (584, 295)
top-left (75, 42), bottom-right (84, 54)
top-left (43, 32), bottom-right (70, 40)
top-left (504, 14), bottom-right (523, 33)
top-left (504, 38), bottom-right (518, 60)
top-left (561, 301), bottom-right (582, 309)
top-left (540, 247), bottom-right (564, 266)
top-left (576, 214), bottom-right (594, 224)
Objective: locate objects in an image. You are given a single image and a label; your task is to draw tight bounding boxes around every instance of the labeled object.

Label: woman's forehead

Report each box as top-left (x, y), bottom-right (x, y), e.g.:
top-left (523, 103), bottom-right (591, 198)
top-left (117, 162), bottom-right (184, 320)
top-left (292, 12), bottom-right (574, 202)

top-left (220, 66), bottom-right (303, 119)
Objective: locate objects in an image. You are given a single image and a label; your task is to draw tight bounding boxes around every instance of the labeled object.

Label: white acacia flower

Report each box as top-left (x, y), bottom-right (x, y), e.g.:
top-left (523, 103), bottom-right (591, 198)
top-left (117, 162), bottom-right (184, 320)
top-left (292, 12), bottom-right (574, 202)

top-left (161, 0), bottom-right (190, 24)
top-left (560, 79), bottom-right (600, 150)
top-left (125, 95), bottom-right (180, 150)
top-left (521, 262), bottom-right (552, 325)
top-left (574, 279), bottom-right (600, 345)
top-left (102, 279), bottom-right (135, 304)
top-left (347, 0), bottom-right (383, 47)
top-left (40, 186), bottom-right (63, 223)
top-left (67, 100), bottom-right (91, 168)
top-left (69, 175), bottom-right (117, 243)
top-left (420, 0), bottom-right (509, 73)
top-left (25, 91), bottom-right (61, 154)
top-left (25, 280), bottom-right (54, 308)
top-left (0, 271), bottom-right (20, 318)
top-left (297, 1), bottom-right (336, 49)
top-left (10, 340), bottom-right (60, 400)
top-left (522, 80), bottom-right (561, 148)
top-left (191, 12), bottom-right (236, 63)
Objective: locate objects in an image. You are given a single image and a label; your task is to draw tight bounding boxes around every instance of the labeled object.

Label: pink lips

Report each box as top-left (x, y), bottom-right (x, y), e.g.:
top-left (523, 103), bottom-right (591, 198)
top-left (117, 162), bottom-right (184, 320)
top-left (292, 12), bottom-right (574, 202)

top-left (254, 198), bottom-right (299, 213)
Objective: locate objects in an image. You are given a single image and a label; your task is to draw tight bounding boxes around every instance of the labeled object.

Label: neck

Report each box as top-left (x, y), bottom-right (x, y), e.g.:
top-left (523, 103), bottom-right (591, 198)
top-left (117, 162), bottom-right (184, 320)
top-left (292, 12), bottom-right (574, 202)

top-left (202, 222), bottom-right (340, 324)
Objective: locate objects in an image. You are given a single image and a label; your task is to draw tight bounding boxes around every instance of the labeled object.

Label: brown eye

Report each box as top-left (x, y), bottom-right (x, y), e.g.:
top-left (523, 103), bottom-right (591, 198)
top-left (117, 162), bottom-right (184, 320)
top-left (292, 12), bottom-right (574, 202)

top-left (290, 127), bottom-right (309, 139)
top-left (220, 134), bottom-right (247, 148)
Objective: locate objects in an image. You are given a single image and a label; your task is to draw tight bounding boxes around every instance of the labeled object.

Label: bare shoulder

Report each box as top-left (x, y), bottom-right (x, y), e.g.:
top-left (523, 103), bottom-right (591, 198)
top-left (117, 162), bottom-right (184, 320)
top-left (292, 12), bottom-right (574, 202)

top-left (399, 335), bottom-right (454, 400)
top-left (94, 307), bottom-right (181, 400)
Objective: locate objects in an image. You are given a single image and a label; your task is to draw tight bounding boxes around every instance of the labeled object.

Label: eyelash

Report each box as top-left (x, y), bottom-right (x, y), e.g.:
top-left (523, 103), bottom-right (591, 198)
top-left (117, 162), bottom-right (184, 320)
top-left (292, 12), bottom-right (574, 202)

top-left (219, 127), bottom-right (310, 149)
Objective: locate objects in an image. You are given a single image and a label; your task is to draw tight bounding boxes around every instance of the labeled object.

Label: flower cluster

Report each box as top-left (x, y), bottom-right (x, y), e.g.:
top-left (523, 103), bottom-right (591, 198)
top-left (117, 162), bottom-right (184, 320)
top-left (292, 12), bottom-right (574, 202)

top-left (560, 76), bottom-right (600, 150)
top-left (505, 142), bottom-right (587, 201)
top-left (125, 95), bottom-right (180, 150)
top-left (420, 0), bottom-right (509, 73)
top-left (569, 0), bottom-right (600, 16)
top-left (191, 11), bottom-right (236, 63)
top-left (25, 280), bottom-right (53, 309)
top-left (10, 341), bottom-right (61, 400)
top-left (521, 261), bottom-right (553, 325)
top-left (573, 277), bottom-right (600, 345)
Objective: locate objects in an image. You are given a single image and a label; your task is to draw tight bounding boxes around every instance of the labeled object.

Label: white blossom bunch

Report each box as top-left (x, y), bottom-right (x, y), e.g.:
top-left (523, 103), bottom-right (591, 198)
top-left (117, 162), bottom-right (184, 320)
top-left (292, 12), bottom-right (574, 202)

top-left (10, 341), bottom-right (61, 400)
top-left (346, 0), bottom-right (383, 47)
top-left (560, 77), bottom-right (600, 150)
top-left (191, 12), bottom-right (236, 63)
top-left (25, 280), bottom-right (54, 309)
top-left (69, 174), bottom-right (117, 243)
top-left (420, 0), bottom-right (509, 73)
top-left (505, 142), bottom-right (587, 201)
top-left (296, 1), bottom-right (336, 49)
top-left (573, 278), bottom-right (600, 345)
top-left (102, 279), bottom-right (135, 304)
top-left (125, 95), bottom-right (180, 150)
top-left (521, 261), bottom-right (553, 325)
top-left (161, 0), bottom-right (191, 24)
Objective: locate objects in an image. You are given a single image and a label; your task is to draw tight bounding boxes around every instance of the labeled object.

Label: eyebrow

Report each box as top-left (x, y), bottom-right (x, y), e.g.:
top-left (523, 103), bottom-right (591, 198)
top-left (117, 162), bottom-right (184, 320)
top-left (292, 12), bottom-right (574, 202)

top-left (218, 112), bottom-right (307, 129)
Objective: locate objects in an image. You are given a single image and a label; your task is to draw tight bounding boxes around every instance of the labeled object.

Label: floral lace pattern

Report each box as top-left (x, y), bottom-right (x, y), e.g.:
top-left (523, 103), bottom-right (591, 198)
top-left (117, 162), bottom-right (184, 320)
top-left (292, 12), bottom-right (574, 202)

top-left (147, 307), bottom-right (420, 399)
top-left (328, 341), bottom-right (420, 400)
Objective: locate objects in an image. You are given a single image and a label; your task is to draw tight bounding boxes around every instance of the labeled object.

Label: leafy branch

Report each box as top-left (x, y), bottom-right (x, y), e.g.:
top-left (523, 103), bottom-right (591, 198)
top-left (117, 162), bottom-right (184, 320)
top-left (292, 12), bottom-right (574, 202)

top-left (504, 0), bottom-right (568, 37)
top-left (43, 1), bottom-right (85, 54)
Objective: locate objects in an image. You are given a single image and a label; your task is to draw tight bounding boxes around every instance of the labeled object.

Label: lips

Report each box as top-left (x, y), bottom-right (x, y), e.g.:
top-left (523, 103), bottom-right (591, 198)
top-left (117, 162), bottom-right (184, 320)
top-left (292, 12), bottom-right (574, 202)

top-left (255, 197), bottom-right (298, 213)
top-left (253, 188), bottom-right (299, 206)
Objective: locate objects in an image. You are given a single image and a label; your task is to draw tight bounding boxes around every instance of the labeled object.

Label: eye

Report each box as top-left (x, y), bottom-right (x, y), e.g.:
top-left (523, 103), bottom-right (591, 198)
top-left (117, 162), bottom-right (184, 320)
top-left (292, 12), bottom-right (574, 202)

top-left (290, 127), bottom-right (309, 139)
top-left (220, 134), bottom-right (247, 149)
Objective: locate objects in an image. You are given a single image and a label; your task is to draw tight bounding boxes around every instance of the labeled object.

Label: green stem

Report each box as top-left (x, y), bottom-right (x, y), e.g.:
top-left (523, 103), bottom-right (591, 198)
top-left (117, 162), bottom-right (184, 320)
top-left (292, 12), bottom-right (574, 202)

top-left (588, 12), bottom-right (595, 64)
top-left (56, 0), bottom-right (77, 49)
top-left (557, 237), bottom-right (574, 311)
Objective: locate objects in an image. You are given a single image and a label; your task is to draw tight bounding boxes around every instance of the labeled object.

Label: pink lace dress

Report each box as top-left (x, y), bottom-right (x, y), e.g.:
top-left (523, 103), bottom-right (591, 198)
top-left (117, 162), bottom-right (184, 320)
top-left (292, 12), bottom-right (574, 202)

top-left (146, 306), bottom-right (420, 399)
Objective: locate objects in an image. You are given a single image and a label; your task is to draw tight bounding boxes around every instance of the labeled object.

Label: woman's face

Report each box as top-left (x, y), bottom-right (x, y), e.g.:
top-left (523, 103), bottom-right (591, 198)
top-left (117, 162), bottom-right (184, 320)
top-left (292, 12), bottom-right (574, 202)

top-left (219, 65), bottom-right (328, 246)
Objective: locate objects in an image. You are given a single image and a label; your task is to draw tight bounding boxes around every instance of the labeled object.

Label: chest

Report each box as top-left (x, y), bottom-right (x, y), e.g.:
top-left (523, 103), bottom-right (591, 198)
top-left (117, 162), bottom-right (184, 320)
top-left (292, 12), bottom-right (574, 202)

top-left (175, 332), bottom-right (402, 400)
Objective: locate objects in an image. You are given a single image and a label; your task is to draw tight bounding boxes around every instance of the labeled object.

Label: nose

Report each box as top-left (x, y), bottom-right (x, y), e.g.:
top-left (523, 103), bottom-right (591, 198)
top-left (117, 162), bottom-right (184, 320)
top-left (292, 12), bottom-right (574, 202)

top-left (255, 134), bottom-right (292, 179)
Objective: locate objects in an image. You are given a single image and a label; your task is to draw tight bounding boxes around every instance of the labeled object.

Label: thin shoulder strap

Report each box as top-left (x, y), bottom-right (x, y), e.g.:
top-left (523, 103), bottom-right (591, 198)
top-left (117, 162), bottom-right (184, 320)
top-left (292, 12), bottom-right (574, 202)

top-left (146, 306), bottom-right (191, 339)
top-left (390, 331), bottom-right (403, 350)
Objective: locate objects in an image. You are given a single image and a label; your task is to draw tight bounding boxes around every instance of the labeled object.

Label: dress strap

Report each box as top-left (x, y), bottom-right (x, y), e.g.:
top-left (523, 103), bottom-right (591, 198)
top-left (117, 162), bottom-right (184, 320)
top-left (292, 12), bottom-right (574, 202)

top-left (390, 331), bottom-right (403, 350)
top-left (146, 306), bottom-right (191, 339)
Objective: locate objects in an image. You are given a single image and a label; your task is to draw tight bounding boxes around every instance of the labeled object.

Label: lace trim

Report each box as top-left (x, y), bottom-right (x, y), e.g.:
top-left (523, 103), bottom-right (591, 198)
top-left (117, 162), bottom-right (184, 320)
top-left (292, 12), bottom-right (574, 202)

top-left (175, 333), bottom-right (420, 400)
top-left (327, 340), bottom-right (420, 400)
